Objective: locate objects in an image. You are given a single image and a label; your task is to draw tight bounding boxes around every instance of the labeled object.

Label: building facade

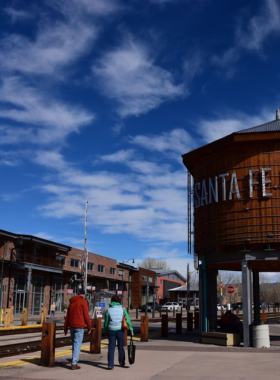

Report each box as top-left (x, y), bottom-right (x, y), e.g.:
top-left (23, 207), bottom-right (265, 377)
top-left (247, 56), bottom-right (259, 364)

top-left (0, 229), bottom-right (133, 315)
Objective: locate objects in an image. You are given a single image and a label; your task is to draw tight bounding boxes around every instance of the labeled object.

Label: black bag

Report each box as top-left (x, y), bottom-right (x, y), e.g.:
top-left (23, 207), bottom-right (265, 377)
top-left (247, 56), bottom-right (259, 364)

top-left (127, 336), bottom-right (136, 365)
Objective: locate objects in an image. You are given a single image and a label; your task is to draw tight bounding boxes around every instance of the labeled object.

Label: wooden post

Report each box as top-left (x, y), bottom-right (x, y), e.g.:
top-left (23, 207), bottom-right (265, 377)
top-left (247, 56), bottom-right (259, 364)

top-left (161, 314), bottom-right (168, 337)
top-left (41, 322), bottom-right (56, 367)
top-left (262, 309), bottom-right (267, 323)
top-left (236, 309), bottom-right (239, 318)
top-left (22, 308), bottom-right (27, 326)
top-left (176, 313), bottom-right (182, 334)
top-left (124, 328), bottom-right (127, 347)
top-left (274, 307), bottom-right (277, 317)
top-left (90, 318), bottom-right (101, 354)
top-left (4, 308), bottom-right (10, 328)
top-left (173, 308), bottom-right (175, 317)
top-left (10, 306), bottom-right (14, 324)
top-left (187, 312), bottom-right (194, 331)
top-left (140, 315), bottom-right (149, 342)
top-left (194, 311), bottom-right (199, 329)
top-left (40, 307), bottom-right (47, 324)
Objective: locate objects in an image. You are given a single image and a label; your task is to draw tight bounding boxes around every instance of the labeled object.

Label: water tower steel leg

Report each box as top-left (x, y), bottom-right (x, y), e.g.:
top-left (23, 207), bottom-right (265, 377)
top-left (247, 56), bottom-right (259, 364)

top-left (242, 260), bottom-right (252, 347)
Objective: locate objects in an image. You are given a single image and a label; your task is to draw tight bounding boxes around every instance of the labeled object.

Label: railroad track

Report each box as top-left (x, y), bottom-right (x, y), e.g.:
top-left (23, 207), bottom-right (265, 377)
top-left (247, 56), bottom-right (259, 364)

top-left (0, 333), bottom-right (97, 359)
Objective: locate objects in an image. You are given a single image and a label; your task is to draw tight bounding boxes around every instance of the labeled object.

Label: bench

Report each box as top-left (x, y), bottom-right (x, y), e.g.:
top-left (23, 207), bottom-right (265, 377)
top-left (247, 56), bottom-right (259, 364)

top-left (201, 331), bottom-right (241, 346)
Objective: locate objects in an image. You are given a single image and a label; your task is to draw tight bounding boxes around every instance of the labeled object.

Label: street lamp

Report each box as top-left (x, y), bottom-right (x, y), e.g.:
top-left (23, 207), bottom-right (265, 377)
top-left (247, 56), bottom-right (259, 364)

top-left (121, 259), bottom-right (135, 306)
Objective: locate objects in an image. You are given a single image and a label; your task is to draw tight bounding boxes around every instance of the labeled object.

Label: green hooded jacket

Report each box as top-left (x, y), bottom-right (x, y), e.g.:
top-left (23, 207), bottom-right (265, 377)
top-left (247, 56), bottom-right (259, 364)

top-left (104, 302), bottom-right (133, 334)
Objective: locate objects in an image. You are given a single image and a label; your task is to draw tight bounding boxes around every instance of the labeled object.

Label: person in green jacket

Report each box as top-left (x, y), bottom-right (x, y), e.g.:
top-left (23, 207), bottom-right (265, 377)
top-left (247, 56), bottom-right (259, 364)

top-left (104, 295), bottom-right (134, 370)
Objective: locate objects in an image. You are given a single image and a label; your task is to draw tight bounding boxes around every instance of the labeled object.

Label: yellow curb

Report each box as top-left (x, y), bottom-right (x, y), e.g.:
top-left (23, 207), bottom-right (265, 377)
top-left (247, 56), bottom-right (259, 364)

top-left (0, 325), bottom-right (42, 330)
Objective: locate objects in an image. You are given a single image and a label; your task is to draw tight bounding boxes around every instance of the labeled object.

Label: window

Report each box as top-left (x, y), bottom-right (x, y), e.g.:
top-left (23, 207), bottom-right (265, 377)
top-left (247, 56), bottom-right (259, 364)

top-left (141, 275), bottom-right (147, 281)
top-left (109, 283), bottom-right (116, 291)
top-left (61, 257), bottom-right (66, 266)
top-left (87, 262), bottom-right (94, 271)
top-left (148, 277), bottom-right (153, 283)
top-left (119, 270), bottom-right (124, 276)
top-left (34, 249), bottom-right (41, 264)
top-left (110, 268), bottom-right (116, 275)
top-left (98, 265), bottom-right (104, 273)
top-left (16, 245), bottom-right (25, 262)
top-left (70, 259), bottom-right (79, 268)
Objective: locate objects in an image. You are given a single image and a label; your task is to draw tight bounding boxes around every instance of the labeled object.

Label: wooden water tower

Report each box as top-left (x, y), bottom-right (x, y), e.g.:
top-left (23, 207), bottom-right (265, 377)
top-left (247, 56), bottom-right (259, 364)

top-left (182, 111), bottom-right (280, 346)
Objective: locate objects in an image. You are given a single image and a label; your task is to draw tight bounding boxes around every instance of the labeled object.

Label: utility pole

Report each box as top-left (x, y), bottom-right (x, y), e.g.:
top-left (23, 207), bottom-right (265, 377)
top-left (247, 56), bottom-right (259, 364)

top-left (83, 198), bottom-right (88, 292)
top-left (186, 263), bottom-right (190, 312)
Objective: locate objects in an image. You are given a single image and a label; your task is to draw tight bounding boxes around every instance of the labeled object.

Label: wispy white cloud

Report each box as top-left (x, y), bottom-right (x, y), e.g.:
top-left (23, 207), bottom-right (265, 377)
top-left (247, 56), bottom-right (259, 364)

top-left (32, 138), bottom-right (188, 244)
top-left (197, 108), bottom-right (273, 143)
top-left (36, 231), bottom-right (55, 241)
top-left (212, 0), bottom-right (280, 77)
top-left (0, 77), bottom-right (94, 145)
top-left (129, 128), bottom-right (198, 156)
top-left (4, 7), bottom-right (33, 23)
top-left (0, 18), bottom-right (97, 76)
top-left (92, 35), bottom-right (185, 117)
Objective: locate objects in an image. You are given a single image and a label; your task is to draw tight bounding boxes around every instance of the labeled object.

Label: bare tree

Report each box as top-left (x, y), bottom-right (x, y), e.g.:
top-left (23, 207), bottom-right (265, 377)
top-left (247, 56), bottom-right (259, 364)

top-left (137, 258), bottom-right (170, 270)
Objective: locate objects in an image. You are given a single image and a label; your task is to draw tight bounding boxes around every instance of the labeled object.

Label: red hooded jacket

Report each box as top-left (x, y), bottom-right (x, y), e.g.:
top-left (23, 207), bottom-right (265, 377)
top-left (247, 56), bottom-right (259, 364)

top-left (64, 295), bottom-right (91, 333)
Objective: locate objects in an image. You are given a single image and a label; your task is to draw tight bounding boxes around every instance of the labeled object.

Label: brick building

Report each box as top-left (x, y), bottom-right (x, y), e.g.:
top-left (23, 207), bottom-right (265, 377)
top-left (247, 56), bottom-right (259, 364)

top-left (152, 270), bottom-right (187, 305)
top-left (0, 229), bottom-right (134, 315)
top-left (130, 268), bottom-right (157, 308)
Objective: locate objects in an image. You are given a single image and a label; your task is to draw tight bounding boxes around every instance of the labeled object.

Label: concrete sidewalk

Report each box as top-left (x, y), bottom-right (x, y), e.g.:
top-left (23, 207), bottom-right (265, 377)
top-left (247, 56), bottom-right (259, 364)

top-left (0, 328), bottom-right (280, 380)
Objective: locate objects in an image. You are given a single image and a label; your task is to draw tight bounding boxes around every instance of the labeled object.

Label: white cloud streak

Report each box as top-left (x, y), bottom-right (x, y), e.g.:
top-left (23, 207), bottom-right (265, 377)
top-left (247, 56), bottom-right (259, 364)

top-left (92, 35), bottom-right (185, 117)
top-left (32, 135), bottom-right (188, 244)
top-left (0, 77), bottom-right (94, 145)
top-left (197, 109), bottom-right (273, 144)
top-left (212, 0), bottom-right (280, 76)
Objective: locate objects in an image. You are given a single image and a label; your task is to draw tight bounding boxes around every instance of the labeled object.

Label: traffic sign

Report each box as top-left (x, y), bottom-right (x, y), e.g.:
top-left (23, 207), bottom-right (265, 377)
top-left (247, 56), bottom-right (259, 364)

top-left (227, 285), bottom-right (235, 294)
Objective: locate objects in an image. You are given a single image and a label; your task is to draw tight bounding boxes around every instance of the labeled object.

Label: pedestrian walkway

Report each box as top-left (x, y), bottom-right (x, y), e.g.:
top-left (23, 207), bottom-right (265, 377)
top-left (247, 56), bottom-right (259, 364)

top-left (1, 328), bottom-right (280, 380)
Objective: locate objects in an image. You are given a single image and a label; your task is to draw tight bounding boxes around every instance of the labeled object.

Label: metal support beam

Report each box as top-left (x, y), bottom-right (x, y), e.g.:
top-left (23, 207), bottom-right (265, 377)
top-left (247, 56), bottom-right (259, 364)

top-left (253, 272), bottom-right (261, 324)
top-left (202, 257), bottom-right (208, 332)
top-left (208, 270), bottom-right (218, 331)
top-left (242, 260), bottom-right (252, 347)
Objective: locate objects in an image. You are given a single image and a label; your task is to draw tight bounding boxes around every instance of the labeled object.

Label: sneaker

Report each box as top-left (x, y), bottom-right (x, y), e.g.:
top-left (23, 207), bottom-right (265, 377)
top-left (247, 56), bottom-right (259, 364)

top-left (108, 366), bottom-right (114, 370)
top-left (71, 364), bottom-right (81, 370)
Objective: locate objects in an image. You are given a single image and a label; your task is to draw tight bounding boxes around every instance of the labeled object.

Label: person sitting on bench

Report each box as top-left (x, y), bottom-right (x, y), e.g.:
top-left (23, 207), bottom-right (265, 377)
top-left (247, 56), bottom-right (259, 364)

top-left (221, 310), bottom-right (243, 335)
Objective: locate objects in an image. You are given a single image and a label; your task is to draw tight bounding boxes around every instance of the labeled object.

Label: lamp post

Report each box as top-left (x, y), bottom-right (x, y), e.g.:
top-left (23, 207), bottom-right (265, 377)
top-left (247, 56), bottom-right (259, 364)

top-left (121, 258), bottom-right (135, 309)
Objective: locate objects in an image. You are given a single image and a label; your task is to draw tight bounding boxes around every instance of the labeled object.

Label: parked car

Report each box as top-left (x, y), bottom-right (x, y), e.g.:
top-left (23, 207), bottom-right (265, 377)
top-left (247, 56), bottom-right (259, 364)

top-left (217, 304), bottom-right (226, 311)
top-left (161, 302), bottom-right (180, 311)
top-left (140, 302), bottom-right (162, 312)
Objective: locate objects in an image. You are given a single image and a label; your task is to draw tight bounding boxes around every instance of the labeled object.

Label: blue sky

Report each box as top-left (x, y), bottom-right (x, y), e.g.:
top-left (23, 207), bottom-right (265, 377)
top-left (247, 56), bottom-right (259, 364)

top-left (1, 0), bottom-right (280, 278)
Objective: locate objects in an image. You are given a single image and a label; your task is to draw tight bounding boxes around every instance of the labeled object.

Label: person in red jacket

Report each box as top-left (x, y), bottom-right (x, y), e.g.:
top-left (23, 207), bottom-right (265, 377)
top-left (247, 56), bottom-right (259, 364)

top-left (64, 290), bottom-right (91, 370)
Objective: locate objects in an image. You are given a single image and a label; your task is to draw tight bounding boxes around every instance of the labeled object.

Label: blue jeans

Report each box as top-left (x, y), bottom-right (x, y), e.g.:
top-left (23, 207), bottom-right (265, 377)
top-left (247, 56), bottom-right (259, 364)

top-left (108, 330), bottom-right (125, 368)
top-left (70, 328), bottom-right (84, 365)
top-left (51, 311), bottom-right (55, 318)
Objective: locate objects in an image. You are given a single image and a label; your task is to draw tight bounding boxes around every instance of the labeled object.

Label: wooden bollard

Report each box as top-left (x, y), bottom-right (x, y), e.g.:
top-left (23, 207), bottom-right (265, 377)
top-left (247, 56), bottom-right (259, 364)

top-left (262, 309), bottom-right (267, 323)
top-left (176, 313), bottom-right (182, 334)
top-left (236, 309), bottom-right (239, 318)
top-left (161, 314), bottom-right (168, 337)
top-left (90, 318), bottom-right (101, 354)
top-left (274, 307), bottom-right (277, 317)
top-left (173, 308), bottom-right (175, 317)
top-left (4, 308), bottom-right (11, 328)
top-left (41, 322), bottom-right (56, 367)
top-left (187, 312), bottom-right (194, 331)
top-left (22, 308), bottom-right (27, 326)
top-left (194, 311), bottom-right (199, 329)
top-left (140, 315), bottom-right (149, 342)
top-left (40, 307), bottom-right (47, 324)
